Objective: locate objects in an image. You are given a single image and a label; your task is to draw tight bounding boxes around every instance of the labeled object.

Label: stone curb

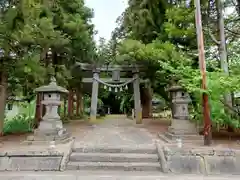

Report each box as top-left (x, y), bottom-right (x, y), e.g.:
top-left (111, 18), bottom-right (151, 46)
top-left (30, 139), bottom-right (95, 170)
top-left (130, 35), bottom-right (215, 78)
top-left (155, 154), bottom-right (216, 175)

top-left (2, 151), bottom-right (64, 157)
top-left (160, 144), bottom-right (240, 175)
top-left (0, 156), bottom-right (63, 171)
top-left (155, 143), bottom-right (168, 173)
top-left (163, 145), bottom-right (239, 156)
top-left (0, 148), bottom-right (65, 171)
top-left (60, 138), bottom-right (75, 171)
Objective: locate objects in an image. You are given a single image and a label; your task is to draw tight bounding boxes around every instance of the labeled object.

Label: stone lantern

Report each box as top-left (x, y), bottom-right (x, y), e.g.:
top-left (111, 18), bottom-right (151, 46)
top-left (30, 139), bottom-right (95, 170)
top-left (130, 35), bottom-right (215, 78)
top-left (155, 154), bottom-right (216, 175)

top-left (170, 85), bottom-right (192, 120)
top-left (26, 77), bottom-right (70, 144)
top-left (158, 85), bottom-right (202, 143)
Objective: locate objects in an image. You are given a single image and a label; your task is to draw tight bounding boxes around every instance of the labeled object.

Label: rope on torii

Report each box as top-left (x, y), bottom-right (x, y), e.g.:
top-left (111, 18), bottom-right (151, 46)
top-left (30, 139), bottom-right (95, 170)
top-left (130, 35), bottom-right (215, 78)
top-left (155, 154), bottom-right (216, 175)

top-left (93, 77), bottom-right (137, 92)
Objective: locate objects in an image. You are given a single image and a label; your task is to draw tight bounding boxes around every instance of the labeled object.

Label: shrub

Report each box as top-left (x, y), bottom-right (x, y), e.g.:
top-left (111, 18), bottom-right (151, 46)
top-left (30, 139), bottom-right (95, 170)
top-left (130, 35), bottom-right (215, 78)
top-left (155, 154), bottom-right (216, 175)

top-left (3, 114), bottom-right (34, 135)
top-left (3, 99), bottom-right (36, 135)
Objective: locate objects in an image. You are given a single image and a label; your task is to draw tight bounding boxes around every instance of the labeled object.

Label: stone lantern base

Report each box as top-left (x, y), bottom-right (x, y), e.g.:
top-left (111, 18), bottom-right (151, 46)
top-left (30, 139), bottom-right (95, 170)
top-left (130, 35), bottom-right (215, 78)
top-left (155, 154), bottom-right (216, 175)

top-left (158, 118), bottom-right (203, 143)
top-left (23, 127), bottom-right (72, 145)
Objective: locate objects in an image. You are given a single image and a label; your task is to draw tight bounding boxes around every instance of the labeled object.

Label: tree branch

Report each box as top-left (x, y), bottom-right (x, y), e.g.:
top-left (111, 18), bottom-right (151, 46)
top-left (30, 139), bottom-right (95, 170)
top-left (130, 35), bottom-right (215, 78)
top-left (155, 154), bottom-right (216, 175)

top-left (207, 28), bottom-right (220, 45)
top-left (220, 99), bottom-right (240, 116)
top-left (225, 27), bottom-right (240, 37)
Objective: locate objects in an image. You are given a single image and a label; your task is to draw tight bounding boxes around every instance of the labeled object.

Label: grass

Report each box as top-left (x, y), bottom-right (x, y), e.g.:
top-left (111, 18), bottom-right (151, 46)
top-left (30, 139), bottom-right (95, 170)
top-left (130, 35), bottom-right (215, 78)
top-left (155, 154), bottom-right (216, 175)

top-left (3, 114), bottom-right (34, 135)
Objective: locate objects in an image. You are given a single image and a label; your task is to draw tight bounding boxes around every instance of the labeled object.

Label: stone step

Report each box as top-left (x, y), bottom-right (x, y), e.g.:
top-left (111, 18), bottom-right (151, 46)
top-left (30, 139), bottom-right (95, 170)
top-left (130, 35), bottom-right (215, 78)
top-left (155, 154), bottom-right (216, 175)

top-left (66, 162), bottom-right (161, 171)
top-left (72, 146), bottom-right (157, 154)
top-left (166, 132), bottom-right (203, 140)
top-left (70, 152), bottom-right (159, 162)
top-left (158, 133), bottom-right (203, 143)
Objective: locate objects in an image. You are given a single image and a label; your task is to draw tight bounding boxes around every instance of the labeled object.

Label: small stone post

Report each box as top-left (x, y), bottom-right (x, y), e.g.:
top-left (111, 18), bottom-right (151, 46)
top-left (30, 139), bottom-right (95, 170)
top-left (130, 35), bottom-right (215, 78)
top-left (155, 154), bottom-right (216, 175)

top-left (132, 109), bottom-right (135, 119)
top-left (25, 77), bottom-right (71, 144)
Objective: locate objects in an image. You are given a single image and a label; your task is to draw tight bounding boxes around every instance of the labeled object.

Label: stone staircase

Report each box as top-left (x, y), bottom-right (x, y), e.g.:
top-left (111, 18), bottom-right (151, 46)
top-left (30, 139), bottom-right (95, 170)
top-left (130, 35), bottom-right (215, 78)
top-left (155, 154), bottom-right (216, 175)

top-left (66, 145), bottom-right (161, 171)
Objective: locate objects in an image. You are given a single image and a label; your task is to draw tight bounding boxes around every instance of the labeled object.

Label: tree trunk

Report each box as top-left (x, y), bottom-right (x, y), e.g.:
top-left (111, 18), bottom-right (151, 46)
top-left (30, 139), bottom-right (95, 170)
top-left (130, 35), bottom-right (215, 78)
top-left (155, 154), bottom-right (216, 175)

top-left (76, 89), bottom-right (80, 117)
top-left (64, 96), bottom-right (67, 118)
top-left (40, 93), bottom-right (44, 120)
top-left (34, 93), bottom-right (42, 128)
top-left (141, 85), bottom-right (152, 118)
top-left (71, 91), bottom-right (74, 117)
top-left (0, 72), bottom-right (7, 136)
top-left (68, 90), bottom-right (73, 119)
top-left (217, 0), bottom-right (232, 107)
top-left (236, 0), bottom-right (240, 16)
top-left (79, 90), bottom-right (83, 116)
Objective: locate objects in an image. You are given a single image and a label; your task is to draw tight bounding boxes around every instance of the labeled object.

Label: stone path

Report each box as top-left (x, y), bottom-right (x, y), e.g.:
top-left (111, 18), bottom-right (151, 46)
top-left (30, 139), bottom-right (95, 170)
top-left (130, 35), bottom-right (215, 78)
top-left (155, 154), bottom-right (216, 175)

top-left (66, 116), bottom-right (161, 171)
top-left (1, 171), bottom-right (240, 180)
top-left (74, 116), bottom-right (157, 147)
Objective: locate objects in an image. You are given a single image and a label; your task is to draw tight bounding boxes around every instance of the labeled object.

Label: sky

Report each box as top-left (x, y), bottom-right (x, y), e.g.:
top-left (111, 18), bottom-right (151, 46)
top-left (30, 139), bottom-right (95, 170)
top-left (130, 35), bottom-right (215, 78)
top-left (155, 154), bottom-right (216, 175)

top-left (85, 0), bottom-right (128, 42)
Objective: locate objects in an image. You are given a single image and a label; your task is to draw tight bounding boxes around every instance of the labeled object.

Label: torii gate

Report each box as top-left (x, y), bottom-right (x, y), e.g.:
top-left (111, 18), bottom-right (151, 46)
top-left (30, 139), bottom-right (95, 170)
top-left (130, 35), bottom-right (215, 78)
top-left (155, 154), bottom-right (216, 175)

top-left (74, 63), bottom-right (148, 124)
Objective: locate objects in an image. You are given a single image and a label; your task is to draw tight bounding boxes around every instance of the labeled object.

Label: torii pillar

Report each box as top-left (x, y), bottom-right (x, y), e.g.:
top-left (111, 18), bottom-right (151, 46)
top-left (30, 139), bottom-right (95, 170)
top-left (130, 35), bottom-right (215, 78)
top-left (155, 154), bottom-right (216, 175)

top-left (133, 69), bottom-right (142, 124)
top-left (90, 70), bottom-right (100, 121)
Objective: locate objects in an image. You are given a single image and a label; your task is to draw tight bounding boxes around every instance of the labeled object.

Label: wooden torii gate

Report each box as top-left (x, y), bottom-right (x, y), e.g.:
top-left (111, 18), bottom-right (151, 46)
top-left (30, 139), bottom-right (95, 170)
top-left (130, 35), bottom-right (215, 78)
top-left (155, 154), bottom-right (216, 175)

top-left (74, 63), bottom-right (148, 124)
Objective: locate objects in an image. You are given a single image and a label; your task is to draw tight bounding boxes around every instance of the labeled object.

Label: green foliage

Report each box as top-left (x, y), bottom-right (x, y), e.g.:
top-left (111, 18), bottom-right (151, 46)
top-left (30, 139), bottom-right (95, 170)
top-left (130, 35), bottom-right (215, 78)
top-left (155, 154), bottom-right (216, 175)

top-left (179, 68), bottom-right (240, 128)
top-left (3, 100), bottom-right (36, 135)
top-left (3, 114), bottom-right (34, 134)
top-left (0, 0), bottom-right (96, 134)
top-left (83, 94), bottom-right (104, 115)
top-left (110, 0), bottom-right (240, 130)
top-left (96, 37), bottom-right (117, 64)
top-left (164, 5), bottom-right (196, 49)
top-left (115, 35), bottom-right (240, 128)
top-left (1, 0), bottom-right (240, 134)
top-left (0, 0), bottom-right (96, 94)
top-left (119, 0), bottom-right (169, 43)
top-left (119, 91), bottom-right (134, 115)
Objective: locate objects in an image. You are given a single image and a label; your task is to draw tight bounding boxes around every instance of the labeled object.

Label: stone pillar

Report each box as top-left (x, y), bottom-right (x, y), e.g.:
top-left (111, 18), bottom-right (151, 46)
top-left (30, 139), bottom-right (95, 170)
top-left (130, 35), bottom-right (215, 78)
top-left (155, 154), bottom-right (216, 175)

top-left (158, 85), bottom-right (202, 143)
top-left (133, 70), bottom-right (142, 124)
top-left (90, 70), bottom-right (99, 121)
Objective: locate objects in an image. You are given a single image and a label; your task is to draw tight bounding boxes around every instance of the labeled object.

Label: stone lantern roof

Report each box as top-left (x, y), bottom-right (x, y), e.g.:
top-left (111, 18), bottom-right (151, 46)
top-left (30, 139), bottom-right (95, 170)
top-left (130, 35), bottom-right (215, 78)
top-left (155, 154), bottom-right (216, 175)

top-left (168, 85), bottom-right (183, 92)
top-left (35, 77), bottom-right (68, 94)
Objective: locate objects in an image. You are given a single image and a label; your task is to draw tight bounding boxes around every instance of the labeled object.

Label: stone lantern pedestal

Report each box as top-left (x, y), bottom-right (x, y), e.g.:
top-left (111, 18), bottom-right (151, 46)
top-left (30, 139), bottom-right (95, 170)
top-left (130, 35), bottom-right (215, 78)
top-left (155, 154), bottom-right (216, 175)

top-left (158, 85), bottom-right (202, 143)
top-left (24, 77), bottom-right (71, 145)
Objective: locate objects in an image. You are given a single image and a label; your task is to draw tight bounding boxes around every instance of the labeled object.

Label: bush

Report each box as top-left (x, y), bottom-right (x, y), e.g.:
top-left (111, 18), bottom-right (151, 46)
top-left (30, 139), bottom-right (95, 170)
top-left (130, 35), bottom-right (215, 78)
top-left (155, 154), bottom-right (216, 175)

top-left (3, 114), bottom-right (34, 135)
top-left (179, 67), bottom-right (240, 129)
top-left (3, 99), bottom-right (36, 135)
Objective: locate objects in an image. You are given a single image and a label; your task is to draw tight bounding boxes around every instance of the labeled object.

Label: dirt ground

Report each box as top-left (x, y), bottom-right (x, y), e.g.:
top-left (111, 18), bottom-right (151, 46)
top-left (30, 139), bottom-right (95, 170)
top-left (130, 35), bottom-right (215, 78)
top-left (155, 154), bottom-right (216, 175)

top-left (0, 117), bottom-right (240, 150)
